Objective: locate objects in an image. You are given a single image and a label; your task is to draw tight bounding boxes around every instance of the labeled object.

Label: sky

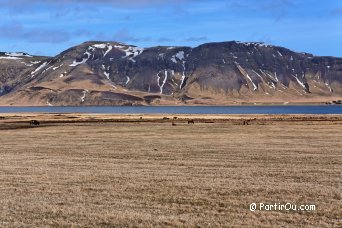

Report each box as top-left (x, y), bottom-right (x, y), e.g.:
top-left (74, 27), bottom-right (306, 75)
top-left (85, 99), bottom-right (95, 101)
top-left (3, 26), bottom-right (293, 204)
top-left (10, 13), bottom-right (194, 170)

top-left (0, 0), bottom-right (341, 57)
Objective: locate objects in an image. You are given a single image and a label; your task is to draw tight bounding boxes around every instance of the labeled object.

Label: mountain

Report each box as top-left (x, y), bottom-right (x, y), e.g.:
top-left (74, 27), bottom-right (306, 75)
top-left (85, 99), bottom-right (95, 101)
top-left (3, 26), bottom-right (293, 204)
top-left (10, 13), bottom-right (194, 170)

top-left (0, 41), bottom-right (341, 106)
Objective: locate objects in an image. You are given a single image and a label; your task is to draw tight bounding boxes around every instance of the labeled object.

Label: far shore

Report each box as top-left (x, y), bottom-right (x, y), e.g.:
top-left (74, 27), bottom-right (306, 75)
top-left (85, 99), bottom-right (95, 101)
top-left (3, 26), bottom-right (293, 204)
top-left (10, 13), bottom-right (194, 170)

top-left (0, 101), bottom-right (341, 107)
top-left (1, 113), bottom-right (341, 128)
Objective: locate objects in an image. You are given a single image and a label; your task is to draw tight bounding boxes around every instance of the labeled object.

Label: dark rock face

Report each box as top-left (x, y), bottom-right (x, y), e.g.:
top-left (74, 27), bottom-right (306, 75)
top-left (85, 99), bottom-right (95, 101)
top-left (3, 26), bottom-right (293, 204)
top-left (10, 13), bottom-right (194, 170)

top-left (0, 41), bottom-right (341, 105)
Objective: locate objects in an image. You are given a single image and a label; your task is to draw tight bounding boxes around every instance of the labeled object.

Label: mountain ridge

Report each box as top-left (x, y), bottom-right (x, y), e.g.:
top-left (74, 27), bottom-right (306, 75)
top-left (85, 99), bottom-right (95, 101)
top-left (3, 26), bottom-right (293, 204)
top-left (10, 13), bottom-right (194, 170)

top-left (0, 41), bottom-right (341, 106)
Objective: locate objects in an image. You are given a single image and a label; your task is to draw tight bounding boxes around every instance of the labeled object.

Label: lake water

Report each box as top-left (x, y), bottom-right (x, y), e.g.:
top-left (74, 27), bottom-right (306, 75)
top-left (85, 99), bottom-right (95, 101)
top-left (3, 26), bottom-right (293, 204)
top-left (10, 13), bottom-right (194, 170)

top-left (0, 106), bottom-right (341, 114)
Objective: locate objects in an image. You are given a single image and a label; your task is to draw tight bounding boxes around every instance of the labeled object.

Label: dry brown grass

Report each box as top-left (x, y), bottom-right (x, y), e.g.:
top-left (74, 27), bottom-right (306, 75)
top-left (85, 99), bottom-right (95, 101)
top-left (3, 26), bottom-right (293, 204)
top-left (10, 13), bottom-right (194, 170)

top-left (0, 115), bottom-right (341, 227)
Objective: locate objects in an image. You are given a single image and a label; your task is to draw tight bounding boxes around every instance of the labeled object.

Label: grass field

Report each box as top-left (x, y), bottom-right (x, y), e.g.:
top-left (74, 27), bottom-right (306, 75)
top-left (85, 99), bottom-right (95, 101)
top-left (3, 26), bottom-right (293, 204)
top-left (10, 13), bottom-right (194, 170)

top-left (0, 114), bottom-right (341, 227)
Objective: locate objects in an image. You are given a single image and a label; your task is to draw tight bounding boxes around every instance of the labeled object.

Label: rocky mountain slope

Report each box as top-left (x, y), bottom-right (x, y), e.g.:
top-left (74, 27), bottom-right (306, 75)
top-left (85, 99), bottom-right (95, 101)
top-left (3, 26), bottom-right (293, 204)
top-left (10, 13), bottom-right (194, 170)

top-left (0, 41), bottom-right (341, 106)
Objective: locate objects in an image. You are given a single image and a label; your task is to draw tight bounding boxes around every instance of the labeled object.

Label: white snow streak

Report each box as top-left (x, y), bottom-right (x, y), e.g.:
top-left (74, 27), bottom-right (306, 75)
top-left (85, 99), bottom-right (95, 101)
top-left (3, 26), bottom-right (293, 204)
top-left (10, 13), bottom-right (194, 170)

top-left (104, 45), bottom-right (113, 57)
top-left (42, 65), bottom-right (54, 74)
top-left (180, 74), bottom-right (186, 89)
top-left (157, 71), bottom-right (168, 94)
top-left (60, 72), bottom-right (67, 78)
top-left (70, 51), bottom-right (91, 67)
top-left (325, 83), bottom-right (333, 92)
top-left (246, 74), bottom-right (257, 91)
top-left (260, 69), bottom-right (278, 82)
top-left (274, 72), bottom-right (279, 82)
top-left (171, 51), bottom-right (185, 63)
top-left (171, 56), bottom-right (177, 63)
top-left (5, 52), bottom-right (32, 57)
top-left (125, 76), bottom-right (130, 84)
top-left (252, 70), bottom-right (263, 80)
top-left (115, 45), bottom-right (144, 62)
top-left (31, 62), bottom-right (48, 77)
top-left (236, 63), bottom-right (257, 91)
top-left (104, 71), bottom-right (110, 80)
top-left (236, 41), bottom-right (272, 48)
top-left (47, 100), bottom-right (53, 106)
top-left (52, 64), bottom-right (63, 70)
top-left (92, 44), bottom-right (107, 49)
top-left (292, 74), bottom-right (306, 88)
top-left (175, 51), bottom-right (184, 60)
top-left (81, 90), bottom-right (88, 102)
top-left (21, 62), bottom-right (33, 66)
top-left (180, 60), bottom-right (187, 89)
top-left (161, 71), bottom-right (168, 93)
top-left (0, 56), bottom-right (22, 60)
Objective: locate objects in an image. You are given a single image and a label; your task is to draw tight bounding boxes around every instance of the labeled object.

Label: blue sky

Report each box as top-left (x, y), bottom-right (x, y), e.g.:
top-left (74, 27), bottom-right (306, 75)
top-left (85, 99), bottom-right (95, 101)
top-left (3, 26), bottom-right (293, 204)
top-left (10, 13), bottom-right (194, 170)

top-left (0, 0), bottom-right (341, 57)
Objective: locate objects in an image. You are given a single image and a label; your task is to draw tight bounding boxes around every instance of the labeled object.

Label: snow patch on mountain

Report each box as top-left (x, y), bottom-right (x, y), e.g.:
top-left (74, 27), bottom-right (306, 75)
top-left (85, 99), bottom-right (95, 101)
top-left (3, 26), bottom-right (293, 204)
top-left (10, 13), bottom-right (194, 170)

top-left (31, 62), bottom-right (48, 77)
top-left (5, 52), bottom-right (32, 58)
top-left (111, 45), bottom-right (144, 62)
top-left (292, 74), bottom-right (306, 89)
top-left (0, 56), bottom-right (22, 60)
top-left (246, 74), bottom-right (257, 91)
top-left (236, 41), bottom-right (272, 48)
top-left (92, 44), bottom-right (107, 49)
top-left (70, 51), bottom-right (91, 67)
top-left (171, 51), bottom-right (185, 63)
top-left (156, 71), bottom-right (168, 94)
top-left (325, 83), bottom-right (333, 92)
top-left (91, 43), bottom-right (113, 57)
top-left (81, 90), bottom-right (88, 102)
top-left (53, 64), bottom-right (63, 70)
top-left (104, 45), bottom-right (112, 56)
top-left (104, 71), bottom-right (110, 80)
top-left (125, 76), bottom-right (130, 85)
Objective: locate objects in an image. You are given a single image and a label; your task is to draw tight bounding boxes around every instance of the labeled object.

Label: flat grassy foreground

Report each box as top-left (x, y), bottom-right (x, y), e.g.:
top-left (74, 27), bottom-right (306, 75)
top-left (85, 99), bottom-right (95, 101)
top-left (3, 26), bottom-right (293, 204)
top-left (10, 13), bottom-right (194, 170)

top-left (0, 115), bottom-right (341, 227)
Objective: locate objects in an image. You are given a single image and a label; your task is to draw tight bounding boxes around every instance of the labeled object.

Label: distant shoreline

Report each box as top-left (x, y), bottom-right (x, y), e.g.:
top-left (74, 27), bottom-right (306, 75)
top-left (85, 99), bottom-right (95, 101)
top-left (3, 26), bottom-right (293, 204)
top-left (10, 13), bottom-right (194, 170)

top-left (0, 101), bottom-right (341, 107)
top-left (1, 113), bottom-right (341, 125)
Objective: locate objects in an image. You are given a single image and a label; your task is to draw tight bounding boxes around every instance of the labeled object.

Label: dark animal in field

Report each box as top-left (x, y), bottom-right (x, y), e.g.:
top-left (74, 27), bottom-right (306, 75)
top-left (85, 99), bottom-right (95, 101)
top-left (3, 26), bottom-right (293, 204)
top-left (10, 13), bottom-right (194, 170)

top-left (242, 120), bottom-right (250, 125)
top-left (172, 121), bottom-right (176, 126)
top-left (188, 119), bottom-right (195, 124)
top-left (30, 120), bottom-right (40, 126)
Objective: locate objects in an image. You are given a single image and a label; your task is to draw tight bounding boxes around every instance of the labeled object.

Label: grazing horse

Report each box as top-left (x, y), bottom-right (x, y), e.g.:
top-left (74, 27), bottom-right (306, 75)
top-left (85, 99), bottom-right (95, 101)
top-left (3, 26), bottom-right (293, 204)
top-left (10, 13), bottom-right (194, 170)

top-left (188, 119), bottom-right (195, 124)
top-left (242, 120), bottom-right (250, 125)
top-left (30, 120), bottom-right (40, 126)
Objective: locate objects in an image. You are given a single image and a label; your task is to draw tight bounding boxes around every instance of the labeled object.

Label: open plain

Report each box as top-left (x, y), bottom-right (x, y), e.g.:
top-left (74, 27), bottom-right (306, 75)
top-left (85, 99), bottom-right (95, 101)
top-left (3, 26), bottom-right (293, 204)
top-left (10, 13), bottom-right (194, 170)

top-left (0, 114), bottom-right (341, 227)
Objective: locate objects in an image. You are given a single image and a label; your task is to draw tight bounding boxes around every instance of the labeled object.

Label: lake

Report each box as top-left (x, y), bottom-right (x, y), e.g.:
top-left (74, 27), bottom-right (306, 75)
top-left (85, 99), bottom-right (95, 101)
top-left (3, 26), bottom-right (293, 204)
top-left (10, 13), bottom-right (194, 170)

top-left (0, 106), bottom-right (341, 114)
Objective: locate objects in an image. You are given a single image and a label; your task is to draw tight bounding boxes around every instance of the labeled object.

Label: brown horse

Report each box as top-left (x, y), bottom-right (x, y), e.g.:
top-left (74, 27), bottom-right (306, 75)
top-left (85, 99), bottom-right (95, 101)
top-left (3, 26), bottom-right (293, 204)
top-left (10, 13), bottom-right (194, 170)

top-left (188, 119), bottom-right (195, 124)
top-left (30, 120), bottom-right (40, 126)
top-left (242, 120), bottom-right (250, 125)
